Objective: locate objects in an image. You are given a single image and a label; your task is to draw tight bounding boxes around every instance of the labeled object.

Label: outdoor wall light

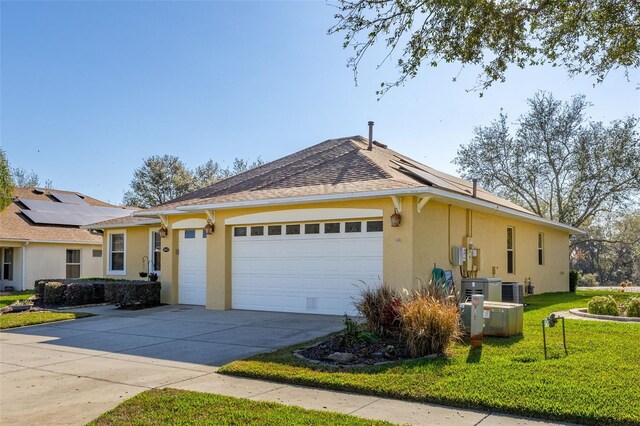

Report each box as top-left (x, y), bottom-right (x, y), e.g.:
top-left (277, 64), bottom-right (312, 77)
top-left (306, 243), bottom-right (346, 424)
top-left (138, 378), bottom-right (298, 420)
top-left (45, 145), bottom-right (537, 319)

top-left (390, 209), bottom-right (402, 227)
top-left (159, 226), bottom-right (168, 238)
top-left (205, 220), bottom-right (215, 235)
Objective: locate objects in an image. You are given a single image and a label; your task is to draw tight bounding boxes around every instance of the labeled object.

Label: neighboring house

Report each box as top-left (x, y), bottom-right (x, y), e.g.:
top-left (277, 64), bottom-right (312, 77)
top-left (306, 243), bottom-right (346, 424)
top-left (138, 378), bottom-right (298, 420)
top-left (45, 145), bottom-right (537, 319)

top-left (0, 187), bottom-right (134, 290)
top-left (87, 133), bottom-right (582, 315)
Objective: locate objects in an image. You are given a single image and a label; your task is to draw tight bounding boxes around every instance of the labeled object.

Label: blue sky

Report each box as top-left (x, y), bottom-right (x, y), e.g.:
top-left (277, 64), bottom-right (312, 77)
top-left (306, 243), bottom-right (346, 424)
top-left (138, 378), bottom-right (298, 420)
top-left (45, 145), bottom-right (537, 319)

top-left (2, 1), bottom-right (639, 205)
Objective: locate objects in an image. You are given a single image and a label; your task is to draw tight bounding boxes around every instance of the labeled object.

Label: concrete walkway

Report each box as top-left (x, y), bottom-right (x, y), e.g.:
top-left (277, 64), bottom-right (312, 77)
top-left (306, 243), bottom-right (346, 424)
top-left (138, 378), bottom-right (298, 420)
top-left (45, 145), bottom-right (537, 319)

top-left (1, 305), bottom-right (570, 425)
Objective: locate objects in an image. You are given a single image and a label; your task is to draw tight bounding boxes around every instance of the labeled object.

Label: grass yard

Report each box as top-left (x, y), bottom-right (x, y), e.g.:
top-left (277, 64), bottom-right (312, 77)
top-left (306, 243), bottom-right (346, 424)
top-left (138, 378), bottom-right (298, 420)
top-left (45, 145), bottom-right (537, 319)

top-left (89, 388), bottom-right (393, 426)
top-left (220, 291), bottom-right (640, 426)
top-left (0, 291), bottom-right (93, 329)
top-left (0, 290), bottom-right (34, 308)
top-left (0, 311), bottom-right (93, 329)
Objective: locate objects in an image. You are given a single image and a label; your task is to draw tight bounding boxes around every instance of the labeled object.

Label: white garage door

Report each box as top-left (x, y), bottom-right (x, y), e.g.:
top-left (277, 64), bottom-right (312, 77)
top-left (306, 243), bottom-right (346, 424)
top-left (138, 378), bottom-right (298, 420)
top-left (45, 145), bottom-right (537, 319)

top-left (179, 229), bottom-right (207, 305)
top-left (232, 220), bottom-right (383, 315)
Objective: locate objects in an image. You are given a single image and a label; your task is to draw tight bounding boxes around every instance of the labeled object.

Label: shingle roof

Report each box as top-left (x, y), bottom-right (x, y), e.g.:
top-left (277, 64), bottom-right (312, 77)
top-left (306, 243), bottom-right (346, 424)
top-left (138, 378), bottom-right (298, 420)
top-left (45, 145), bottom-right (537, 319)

top-left (139, 135), bottom-right (532, 215)
top-left (0, 188), bottom-right (128, 244)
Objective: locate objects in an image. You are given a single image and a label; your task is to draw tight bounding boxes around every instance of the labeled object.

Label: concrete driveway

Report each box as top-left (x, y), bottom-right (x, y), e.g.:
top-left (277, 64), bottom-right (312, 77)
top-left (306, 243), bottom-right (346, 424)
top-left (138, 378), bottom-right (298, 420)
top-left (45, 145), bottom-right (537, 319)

top-left (0, 305), bottom-right (343, 425)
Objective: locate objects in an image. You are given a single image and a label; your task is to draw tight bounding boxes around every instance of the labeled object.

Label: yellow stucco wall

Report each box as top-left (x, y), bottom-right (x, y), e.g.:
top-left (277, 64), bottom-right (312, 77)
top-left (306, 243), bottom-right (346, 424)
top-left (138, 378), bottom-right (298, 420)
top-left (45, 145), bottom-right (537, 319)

top-left (103, 226), bottom-right (161, 279)
top-left (413, 200), bottom-right (570, 294)
top-left (105, 197), bottom-right (572, 309)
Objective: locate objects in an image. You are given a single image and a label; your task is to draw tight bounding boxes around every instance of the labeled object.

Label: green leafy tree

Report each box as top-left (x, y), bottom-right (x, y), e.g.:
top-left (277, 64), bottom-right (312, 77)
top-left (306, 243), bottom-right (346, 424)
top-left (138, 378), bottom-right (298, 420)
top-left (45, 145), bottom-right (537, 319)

top-left (123, 155), bottom-right (265, 208)
top-left (11, 167), bottom-right (53, 189)
top-left (330, 0), bottom-right (640, 95)
top-left (122, 155), bottom-right (195, 208)
top-left (0, 150), bottom-right (13, 211)
top-left (454, 92), bottom-right (640, 228)
top-left (572, 211), bottom-right (640, 284)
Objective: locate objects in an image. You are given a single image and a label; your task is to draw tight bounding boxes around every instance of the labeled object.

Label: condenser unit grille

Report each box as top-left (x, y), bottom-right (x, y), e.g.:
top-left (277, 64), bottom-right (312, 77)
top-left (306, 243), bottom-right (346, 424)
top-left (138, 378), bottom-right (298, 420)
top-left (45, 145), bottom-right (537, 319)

top-left (502, 283), bottom-right (524, 304)
top-left (463, 288), bottom-right (484, 301)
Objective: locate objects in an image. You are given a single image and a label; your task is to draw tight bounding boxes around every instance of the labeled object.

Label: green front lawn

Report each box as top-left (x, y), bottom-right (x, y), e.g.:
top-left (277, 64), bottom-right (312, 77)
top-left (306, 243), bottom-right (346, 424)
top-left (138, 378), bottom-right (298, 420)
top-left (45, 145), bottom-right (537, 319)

top-left (0, 290), bottom-right (34, 308)
top-left (89, 388), bottom-right (393, 426)
top-left (220, 291), bottom-right (640, 426)
top-left (0, 311), bottom-right (93, 329)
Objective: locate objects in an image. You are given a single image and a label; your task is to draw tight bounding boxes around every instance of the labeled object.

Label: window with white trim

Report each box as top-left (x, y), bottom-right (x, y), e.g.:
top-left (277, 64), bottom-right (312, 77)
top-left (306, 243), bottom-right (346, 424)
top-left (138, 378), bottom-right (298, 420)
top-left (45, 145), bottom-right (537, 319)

top-left (2, 248), bottom-right (13, 281)
top-left (66, 249), bottom-right (81, 279)
top-left (507, 227), bottom-right (515, 274)
top-left (109, 233), bottom-right (126, 274)
top-left (537, 233), bottom-right (544, 266)
top-left (151, 231), bottom-right (161, 273)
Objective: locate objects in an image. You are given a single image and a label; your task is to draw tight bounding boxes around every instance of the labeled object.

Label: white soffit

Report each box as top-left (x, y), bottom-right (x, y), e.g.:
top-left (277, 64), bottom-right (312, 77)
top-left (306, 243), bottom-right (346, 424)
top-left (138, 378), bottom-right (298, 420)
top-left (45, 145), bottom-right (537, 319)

top-left (173, 218), bottom-right (207, 229)
top-left (225, 208), bottom-right (384, 225)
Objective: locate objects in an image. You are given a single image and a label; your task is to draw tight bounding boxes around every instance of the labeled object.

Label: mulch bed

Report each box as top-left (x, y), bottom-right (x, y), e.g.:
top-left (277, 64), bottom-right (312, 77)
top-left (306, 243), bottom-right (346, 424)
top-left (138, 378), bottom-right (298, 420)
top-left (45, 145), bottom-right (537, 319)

top-left (295, 333), bottom-right (416, 367)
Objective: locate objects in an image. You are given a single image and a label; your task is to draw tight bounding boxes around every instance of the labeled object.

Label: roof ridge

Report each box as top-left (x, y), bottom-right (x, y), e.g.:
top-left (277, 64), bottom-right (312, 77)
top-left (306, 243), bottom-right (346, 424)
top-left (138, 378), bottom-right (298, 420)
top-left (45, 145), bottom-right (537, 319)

top-left (245, 138), bottom-right (382, 192)
top-left (166, 137), bottom-right (360, 205)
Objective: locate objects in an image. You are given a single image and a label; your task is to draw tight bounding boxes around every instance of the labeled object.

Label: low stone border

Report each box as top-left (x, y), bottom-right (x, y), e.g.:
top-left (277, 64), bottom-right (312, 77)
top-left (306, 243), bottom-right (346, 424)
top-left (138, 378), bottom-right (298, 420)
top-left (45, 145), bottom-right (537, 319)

top-left (569, 308), bottom-right (640, 323)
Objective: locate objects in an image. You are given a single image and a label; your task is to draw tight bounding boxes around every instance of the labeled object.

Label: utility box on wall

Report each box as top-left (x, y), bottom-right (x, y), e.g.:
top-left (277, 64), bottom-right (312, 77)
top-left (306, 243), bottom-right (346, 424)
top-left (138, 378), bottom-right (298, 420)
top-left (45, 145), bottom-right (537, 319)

top-left (461, 278), bottom-right (502, 302)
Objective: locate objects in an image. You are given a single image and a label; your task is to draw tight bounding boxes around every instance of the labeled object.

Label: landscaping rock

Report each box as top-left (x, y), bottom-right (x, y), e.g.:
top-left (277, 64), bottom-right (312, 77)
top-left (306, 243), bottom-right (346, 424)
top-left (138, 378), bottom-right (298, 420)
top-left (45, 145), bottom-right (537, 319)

top-left (327, 352), bottom-right (355, 363)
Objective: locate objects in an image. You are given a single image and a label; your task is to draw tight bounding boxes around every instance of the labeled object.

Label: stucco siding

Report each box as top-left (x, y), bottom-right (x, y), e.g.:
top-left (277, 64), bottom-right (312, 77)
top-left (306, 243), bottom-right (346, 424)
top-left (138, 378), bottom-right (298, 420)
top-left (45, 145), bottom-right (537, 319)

top-left (105, 197), bottom-right (572, 310)
top-left (24, 243), bottom-right (102, 289)
top-left (412, 201), bottom-right (569, 293)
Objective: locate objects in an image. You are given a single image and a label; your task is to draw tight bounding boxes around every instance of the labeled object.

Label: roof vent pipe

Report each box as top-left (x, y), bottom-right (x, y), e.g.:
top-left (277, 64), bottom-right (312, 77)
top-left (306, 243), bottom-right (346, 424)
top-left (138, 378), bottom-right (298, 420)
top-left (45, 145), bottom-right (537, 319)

top-left (367, 121), bottom-right (374, 151)
top-left (472, 178), bottom-right (478, 198)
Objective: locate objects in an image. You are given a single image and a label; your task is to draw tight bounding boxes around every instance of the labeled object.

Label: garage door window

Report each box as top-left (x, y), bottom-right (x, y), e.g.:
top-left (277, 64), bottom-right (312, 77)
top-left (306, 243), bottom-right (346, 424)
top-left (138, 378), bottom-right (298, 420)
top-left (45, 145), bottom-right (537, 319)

top-left (345, 222), bottom-right (362, 233)
top-left (286, 224), bottom-right (300, 235)
top-left (251, 226), bottom-right (264, 236)
top-left (304, 223), bottom-right (320, 234)
top-left (268, 225), bottom-right (282, 235)
top-left (234, 227), bottom-right (247, 237)
top-left (367, 221), bottom-right (383, 232)
top-left (324, 223), bottom-right (340, 234)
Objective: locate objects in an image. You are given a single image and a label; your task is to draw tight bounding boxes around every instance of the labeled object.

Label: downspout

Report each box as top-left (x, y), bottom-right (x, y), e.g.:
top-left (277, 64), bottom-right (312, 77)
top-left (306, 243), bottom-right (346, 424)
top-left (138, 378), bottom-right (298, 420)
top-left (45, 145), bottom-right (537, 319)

top-left (22, 242), bottom-right (28, 291)
top-left (448, 205), bottom-right (454, 266)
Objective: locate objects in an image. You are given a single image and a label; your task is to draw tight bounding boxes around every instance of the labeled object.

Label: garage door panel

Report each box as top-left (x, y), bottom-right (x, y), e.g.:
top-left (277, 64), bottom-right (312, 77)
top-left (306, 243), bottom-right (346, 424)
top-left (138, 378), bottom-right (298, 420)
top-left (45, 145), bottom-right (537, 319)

top-left (178, 230), bottom-right (207, 305)
top-left (232, 221), bottom-right (382, 315)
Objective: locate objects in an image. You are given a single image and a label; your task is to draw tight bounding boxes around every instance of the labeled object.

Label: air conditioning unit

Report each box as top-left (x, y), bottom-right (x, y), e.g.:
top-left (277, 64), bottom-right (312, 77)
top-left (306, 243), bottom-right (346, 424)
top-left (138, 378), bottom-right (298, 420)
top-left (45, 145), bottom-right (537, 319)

top-left (502, 282), bottom-right (524, 304)
top-left (461, 278), bottom-right (502, 302)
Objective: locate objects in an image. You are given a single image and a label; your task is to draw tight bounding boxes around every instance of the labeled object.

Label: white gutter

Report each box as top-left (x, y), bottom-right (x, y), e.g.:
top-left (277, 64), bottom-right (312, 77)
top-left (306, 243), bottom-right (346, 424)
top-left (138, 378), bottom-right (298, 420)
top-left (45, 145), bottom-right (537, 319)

top-left (81, 218), bottom-right (161, 230)
top-left (1, 238), bottom-right (101, 245)
top-left (132, 209), bottom-right (184, 217)
top-left (176, 186), bottom-right (584, 235)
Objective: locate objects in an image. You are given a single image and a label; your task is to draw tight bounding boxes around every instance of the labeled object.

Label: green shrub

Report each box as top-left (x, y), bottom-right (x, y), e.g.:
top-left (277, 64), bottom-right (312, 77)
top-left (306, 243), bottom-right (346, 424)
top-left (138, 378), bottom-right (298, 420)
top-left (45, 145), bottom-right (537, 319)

top-left (398, 295), bottom-right (461, 356)
top-left (34, 280), bottom-right (47, 299)
top-left (66, 283), bottom-right (94, 306)
top-left (43, 282), bottom-right (67, 306)
top-left (105, 282), bottom-right (161, 309)
top-left (354, 285), bottom-right (401, 335)
top-left (569, 270), bottom-right (579, 292)
top-left (92, 283), bottom-right (105, 304)
top-left (624, 297), bottom-right (640, 317)
top-left (587, 295), bottom-right (619, 316)
top-left (579, 273), bottom-right (600, 287)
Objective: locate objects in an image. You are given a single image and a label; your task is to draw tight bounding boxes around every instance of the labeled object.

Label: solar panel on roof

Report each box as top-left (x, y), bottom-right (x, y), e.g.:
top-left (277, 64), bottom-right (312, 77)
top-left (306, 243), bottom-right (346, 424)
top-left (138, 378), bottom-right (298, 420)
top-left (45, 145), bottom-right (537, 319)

top-left (49, 191), bottom-right (89, 205)
top-left (18, 198), bottom-right (134, 226)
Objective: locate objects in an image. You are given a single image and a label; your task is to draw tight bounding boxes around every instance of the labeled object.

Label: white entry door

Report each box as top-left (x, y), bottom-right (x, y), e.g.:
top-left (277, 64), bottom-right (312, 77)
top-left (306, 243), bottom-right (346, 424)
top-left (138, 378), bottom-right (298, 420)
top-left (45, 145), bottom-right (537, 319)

top-left (232, 220), bottom-right (383, 315)
top-left (178, 229), bottom-right (207, 305)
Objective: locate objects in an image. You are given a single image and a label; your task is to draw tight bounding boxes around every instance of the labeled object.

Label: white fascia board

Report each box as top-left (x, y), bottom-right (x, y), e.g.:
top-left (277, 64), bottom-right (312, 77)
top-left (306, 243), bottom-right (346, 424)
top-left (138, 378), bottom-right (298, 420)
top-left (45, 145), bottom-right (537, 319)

top-left (29, 240), bottom-right (102, 245)
top-left (422, 187), bottom-right (585, 235)
top-left (132, 209), bottom-right (185, 217)
top-left (0, 238), bottom-right (29, 244)
top-left (176, 186), bottom-right (584, 235)
top-left (81, 219), bottom-right (161, 230)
